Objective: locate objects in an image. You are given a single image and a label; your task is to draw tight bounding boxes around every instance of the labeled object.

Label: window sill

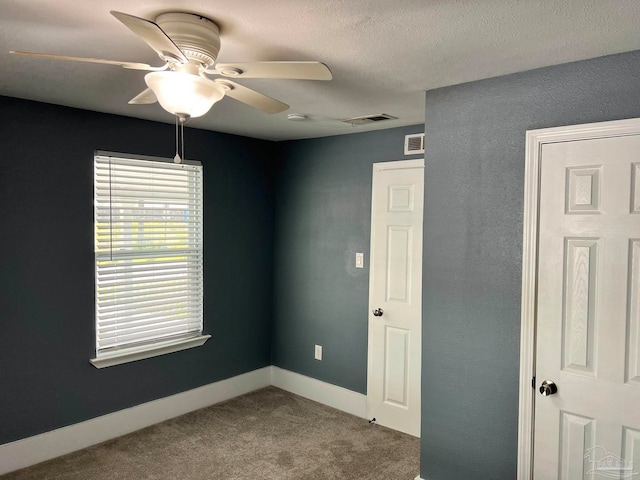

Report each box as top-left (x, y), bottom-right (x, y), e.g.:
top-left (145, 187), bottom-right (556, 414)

top-left (89, 335), bottom-right (211, 369)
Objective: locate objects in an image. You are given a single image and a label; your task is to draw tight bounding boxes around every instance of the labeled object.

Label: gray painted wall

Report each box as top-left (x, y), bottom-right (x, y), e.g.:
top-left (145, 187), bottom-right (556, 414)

top-left (0, 96), bottom-right (275, 444)
top-left (421, 50), bottom-right (640, 479)
top-left (272, 126), bottom-right (423, 393)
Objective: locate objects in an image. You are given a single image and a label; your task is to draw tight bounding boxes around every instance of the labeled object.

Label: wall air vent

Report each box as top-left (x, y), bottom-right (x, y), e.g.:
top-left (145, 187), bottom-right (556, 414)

top-left (341, 113), bottom-right (398, 126)
top-left (404, 133), bottom-right (425, 155)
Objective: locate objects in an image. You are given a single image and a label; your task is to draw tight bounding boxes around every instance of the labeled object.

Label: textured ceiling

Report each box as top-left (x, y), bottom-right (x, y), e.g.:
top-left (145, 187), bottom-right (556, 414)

top-left (2, 0), bottom-right (640, 141)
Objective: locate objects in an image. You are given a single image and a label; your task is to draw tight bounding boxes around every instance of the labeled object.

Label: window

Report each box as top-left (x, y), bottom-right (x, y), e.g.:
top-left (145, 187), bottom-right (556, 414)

top-left (90, 153), bottom-right (209, 368)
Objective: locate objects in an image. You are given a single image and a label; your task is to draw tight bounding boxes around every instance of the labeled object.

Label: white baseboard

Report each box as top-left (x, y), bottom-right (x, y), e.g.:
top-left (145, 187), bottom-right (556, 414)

top-left (0, 366), bottom-right (369, 476)
top-left (0, 366), bottom-right (271, 476)
top-left (415, 476), bottom-right (425, 480)
top-left (270, 366), bottom-right (367, 419)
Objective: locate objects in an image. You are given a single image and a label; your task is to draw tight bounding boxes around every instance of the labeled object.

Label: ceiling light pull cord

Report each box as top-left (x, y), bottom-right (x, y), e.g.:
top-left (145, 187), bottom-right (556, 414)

top-left (174, 114), bottom-right (189, 164)
top-left (174, 115), bottom-right (181, 164)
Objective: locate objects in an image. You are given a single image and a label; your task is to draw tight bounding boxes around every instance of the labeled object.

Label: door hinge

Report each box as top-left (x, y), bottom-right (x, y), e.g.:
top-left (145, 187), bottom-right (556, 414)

top-left (531, 376), bottom-right (536, 389)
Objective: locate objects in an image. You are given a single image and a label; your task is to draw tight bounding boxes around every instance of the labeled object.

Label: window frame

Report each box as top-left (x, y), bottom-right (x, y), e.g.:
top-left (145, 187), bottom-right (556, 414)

top-left (90, 151), bottom-right (209, 369)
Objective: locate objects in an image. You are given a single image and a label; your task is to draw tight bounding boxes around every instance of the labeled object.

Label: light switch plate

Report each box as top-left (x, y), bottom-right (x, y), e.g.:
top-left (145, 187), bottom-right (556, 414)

top-left (314, 344), bottom-right (322, 360)
top-left (356, 252), bottom-right (364, 269)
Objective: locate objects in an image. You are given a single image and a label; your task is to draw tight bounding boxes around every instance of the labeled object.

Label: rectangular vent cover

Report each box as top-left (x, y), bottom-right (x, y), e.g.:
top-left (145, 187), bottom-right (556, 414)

top-left (404, 133), bottom-right (425, 155)
top-left (341, 113), bottom-right (398, 126)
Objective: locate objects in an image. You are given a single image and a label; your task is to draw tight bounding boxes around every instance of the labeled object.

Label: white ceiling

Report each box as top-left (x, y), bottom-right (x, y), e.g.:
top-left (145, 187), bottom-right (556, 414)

top-left (2, 0), bottom-right (640, 141)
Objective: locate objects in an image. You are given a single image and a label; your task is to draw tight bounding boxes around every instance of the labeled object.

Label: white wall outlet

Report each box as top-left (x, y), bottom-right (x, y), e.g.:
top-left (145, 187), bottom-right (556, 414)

top-left (355, 252), bottom-right (364, 269)
top-left (314, 344), bottom-right (323, 361)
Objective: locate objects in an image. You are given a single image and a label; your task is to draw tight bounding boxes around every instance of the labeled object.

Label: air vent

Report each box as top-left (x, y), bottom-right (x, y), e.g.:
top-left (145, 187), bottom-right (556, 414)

top-left (341, 113), bottom-right (398, 126)
top-left (404, 133), bottom-right (425, 155)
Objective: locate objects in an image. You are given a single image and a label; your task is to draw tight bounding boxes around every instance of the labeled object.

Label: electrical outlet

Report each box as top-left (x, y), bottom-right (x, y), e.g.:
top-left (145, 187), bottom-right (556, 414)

top-left (356, 252), bottom-right (364, 269)
top-left (314, 344), bottom-right (322, 361)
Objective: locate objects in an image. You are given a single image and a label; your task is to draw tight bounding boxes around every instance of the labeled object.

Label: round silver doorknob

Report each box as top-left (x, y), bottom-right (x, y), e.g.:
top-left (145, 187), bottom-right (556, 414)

top-left (372, 308), bottom-right (384, 317)
top-left (539, 380), bottom-right (558, 397)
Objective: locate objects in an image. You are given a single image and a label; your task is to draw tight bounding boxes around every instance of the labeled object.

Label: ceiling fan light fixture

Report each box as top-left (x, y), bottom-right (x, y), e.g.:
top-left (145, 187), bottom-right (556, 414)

top-left (145, 71), bottom-right (225, 118)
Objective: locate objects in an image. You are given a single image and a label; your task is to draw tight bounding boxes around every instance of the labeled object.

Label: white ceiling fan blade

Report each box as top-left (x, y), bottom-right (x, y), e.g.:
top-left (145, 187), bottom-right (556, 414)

top-left (10, 51), bottom-right (166, 71)
top-left (128, 88), bottom-right (157, 104)
top-left (213, 62), bottom-right (332, 80)
top-left (110, 11), bottom-right (188, 64)
top-left (214, 79), bottom-right (288, 114)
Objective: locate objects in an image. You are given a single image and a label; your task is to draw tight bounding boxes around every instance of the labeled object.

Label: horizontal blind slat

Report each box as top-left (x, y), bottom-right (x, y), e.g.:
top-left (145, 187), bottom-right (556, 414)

top-left (98, 329), bottom-right (201, 349)
top-left (97, 277), bottom-right (203, 291)
top-left (97, 276), bottom-right (203, 286)
top-left (96, 282), bottom-right (199, 301)
top-left (98, 316), bottom-right (202, 336)
top-left (98, 328), bottom-right (201, 347)
top-left (96, 268), bottom-right (203, 281)
top-left (97, 301), bottom-right (201, 321)
top-left (98, 319), bottom-right (202, 337)
top-left (98, 315), bottom-right (203, 329)
top-left (97, 298), bottom-right (199, 313)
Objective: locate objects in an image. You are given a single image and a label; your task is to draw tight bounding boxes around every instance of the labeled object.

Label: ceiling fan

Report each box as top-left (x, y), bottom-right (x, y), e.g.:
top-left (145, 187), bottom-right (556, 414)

top-left (11, 10), bottom-right (333, 120)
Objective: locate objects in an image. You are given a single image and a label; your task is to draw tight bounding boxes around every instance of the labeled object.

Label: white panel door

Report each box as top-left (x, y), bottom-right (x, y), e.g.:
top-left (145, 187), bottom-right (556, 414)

top-left (534, 135), bottom-right (640, 479)
top-left (367, 159), bottom-right (423, 437)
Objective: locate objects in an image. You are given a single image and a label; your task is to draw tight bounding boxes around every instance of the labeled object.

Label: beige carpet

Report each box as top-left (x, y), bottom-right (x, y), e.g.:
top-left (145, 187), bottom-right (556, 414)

top-left (2, 386), bottom-right (420, 479)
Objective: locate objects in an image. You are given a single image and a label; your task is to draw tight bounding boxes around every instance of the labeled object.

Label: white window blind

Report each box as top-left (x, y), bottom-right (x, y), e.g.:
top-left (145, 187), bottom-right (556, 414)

top-left (93, 154), bottom-right (204, 360)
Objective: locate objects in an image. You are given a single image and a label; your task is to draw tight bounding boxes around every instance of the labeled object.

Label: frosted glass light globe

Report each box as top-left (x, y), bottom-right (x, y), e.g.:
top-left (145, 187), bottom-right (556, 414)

top-left (145, 71), bottom-right (225, 118)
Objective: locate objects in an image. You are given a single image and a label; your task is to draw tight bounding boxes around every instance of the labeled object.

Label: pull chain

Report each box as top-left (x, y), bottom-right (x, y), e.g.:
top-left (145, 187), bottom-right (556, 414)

top-left (174, 115), bottom-right (188, 164)
top-left (174, 115), bottom-right (182, 164)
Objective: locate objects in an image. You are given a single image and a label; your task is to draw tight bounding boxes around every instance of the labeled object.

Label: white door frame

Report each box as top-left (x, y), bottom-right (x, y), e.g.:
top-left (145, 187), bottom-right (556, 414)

top-left (367, 158), bottom-right (424, 433)
top-left (517, 117), bottom-right (640, 479)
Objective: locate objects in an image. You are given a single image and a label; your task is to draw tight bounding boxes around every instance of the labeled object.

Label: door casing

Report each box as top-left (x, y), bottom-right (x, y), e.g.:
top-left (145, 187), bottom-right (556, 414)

top-left (517, 117), bottom-right (640, 479)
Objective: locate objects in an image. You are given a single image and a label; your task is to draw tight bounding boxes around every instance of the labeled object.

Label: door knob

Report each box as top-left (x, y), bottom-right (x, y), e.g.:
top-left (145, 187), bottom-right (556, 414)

top-left (539, 380), bottom-right (558, 397)
top-left (372, 308), bottom-right (384, 317)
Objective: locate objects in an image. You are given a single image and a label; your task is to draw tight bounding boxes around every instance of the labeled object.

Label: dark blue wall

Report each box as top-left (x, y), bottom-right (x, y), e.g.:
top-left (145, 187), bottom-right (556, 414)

top-left (0, 96), bottom-right (275, 444)
top-left (272, 126), bottom-right (423, 393)
top-left (0, 97), bottom-right (423, 446)
top-left (420, 50), bottom-right (640, 479)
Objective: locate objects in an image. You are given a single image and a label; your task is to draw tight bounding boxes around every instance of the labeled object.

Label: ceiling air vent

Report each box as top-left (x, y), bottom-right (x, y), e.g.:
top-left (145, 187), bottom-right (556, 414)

top-left (404, 133), bottom-right (425, 155)
top-left (341, 113), bottom-right (398, 126)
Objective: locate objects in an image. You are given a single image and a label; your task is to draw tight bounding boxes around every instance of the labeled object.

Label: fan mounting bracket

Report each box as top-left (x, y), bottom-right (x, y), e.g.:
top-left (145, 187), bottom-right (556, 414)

top-left (155, 12), bottom-right (221, 67)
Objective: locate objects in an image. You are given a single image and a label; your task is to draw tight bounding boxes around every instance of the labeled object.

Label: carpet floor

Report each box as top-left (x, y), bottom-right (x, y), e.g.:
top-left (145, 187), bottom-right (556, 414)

top-left (2, 387), bottom-right (420, 479)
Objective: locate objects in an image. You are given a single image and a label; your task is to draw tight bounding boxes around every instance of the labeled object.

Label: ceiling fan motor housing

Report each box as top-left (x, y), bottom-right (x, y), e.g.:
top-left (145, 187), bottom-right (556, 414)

top-left (156, 12), bottom-right (221, 67)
